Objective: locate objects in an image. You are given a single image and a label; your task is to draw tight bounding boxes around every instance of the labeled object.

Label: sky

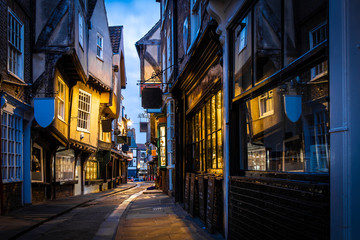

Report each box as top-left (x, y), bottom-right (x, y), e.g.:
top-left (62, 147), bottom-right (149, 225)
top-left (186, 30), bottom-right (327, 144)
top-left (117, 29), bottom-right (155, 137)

top-left (104, 0), bottom-right (160, 144)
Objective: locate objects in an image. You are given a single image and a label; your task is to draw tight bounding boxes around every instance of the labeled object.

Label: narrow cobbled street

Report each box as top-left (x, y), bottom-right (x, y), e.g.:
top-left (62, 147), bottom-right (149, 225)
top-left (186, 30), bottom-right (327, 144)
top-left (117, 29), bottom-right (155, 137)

top-left (0, 183), bottom-right (223, 240)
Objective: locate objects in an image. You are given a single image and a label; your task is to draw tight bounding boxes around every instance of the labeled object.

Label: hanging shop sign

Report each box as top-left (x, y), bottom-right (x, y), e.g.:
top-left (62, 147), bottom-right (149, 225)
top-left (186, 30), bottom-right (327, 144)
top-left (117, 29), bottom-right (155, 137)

top-left (140, 122), bottom-right (148, 132)
top-left (101, 119), bottom-right (112, 132)
top-left (34, 98), bottom-right (55, 128)
top-left (142, 88), bottom-right (162, 109)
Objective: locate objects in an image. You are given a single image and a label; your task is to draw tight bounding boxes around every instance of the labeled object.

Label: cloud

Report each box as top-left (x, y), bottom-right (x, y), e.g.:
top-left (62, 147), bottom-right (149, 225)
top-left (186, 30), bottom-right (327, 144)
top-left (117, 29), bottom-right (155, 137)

top-left (105, 0), bottom-right (159, 143)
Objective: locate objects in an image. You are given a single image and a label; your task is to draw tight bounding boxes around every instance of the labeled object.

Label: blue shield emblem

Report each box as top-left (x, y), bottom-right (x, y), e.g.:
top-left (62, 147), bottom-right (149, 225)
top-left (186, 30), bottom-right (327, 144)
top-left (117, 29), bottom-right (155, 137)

top-left (34, 98), bottom-right (55, 128)
top-left (284, 95), bottom-right (302, 122)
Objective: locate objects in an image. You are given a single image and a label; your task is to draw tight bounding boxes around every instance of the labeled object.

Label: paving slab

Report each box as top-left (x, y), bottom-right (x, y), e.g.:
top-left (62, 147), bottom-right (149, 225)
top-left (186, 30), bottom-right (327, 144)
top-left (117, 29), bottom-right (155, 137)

top-left (0, 183), bottom-right (136, 240)
top-left (115, 192), bottom-right (224, 240)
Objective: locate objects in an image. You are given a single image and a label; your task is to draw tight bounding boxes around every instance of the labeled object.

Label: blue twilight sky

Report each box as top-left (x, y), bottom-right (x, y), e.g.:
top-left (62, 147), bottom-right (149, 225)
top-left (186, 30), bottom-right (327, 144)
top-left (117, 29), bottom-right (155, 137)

top-left (104, 0), bottom-right (160, 144)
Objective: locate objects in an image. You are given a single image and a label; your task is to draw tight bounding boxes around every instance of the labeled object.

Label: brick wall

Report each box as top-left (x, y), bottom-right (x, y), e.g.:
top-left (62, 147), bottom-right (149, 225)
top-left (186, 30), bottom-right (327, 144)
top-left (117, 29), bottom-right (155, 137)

top-left (55, 184), bottom-right (74, 199)
top-left (2, 182), bottom-right (22, 213)
top-left (31, 184), bottom-right (47, 203)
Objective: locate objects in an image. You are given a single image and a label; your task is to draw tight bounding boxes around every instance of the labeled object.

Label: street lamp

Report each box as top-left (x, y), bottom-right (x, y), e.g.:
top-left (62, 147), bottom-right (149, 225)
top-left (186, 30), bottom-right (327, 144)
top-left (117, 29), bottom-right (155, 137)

top-left (127, 119), bottom-right (132, 127)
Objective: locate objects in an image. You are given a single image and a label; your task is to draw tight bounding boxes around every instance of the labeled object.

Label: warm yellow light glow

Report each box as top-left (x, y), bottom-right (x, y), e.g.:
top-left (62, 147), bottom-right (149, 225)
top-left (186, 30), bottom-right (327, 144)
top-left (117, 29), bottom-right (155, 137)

top-left (127, 120), bottom-right (132, 127)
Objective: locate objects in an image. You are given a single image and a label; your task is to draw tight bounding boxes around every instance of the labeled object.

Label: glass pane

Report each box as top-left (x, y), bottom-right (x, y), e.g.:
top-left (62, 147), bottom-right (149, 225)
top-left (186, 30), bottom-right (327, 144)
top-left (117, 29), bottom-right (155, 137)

top-left (212, 133), bottom-right (216, 168)
top-left (245, 64), bottom-right (329, 173)
top-left (234, 12), bottom-right (252, 97)
top-left (211, 96), bottom-right (216, 132)
top-left (206, 101), bottom-right (211, 135)
top-left (254, 0), bottom-right (281, 84)
top-left (216, 91), bottom-right (222, 130)
top-left (217, 130), bottom-right (223, 169)
top-left (284, 0), bottom-right (328, 65)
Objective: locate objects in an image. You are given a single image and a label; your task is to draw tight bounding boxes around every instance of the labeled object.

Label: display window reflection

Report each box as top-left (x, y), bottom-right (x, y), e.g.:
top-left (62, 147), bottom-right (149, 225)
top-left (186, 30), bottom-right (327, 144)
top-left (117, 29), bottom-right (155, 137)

top-left (233, 0), bottom-right (328, 98)
top-left (244, 65), bottom-right (329, 173)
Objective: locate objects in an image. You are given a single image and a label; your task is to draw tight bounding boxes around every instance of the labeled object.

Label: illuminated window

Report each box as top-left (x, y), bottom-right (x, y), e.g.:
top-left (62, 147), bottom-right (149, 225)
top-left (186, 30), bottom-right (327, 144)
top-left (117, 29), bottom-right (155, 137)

top-left (56, 156), bottom-right (74, 181)
top-left (1, 111), bottom-right (22, 182)
top-left (86, 158), bottom-right (98, 180)
top-left (187, 90), bottom-right (222, 172)
top-left (159, 125), bottom-right (166, 167)
top-left (8, 8), bottom-right (24, 80)
top-left (57, 76), bottom-right (65, 121)
top-left (77, 89), bottom-right (91, 131)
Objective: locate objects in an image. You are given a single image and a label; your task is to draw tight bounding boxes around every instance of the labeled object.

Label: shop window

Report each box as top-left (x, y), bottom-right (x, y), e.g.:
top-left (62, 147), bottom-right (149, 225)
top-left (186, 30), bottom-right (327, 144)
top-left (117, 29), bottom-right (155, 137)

top-left (77, 89), bottom-right (91, 131)
top-left (31, 143), bottom-right (43, 182)
top-left (254, 0), bottom-right (281, 84)
top-left (8, 8), bottom-right (24, 80)
top-left (244, 66), bottom-right (329, 173)
top-left (187, 90), bottom-right (222, 173)
top-left (159, 125), bottom-right (166, 167)
top-left (234, 0), bottom-right (328, 97)
top-left (284, 0), bottom-right (327, 65)
top-left (1, 111), bottom-right (22, 182)
top-left (56, 152), bottom-right (75, 181)
top-left (85, 158), bottom-right (98, 180)
top-left (234, 12), bottom-right (252, 97)
top-left (96, 33), bottom-right (103, 59)
top-left (57, 75), bottom-right (65, 121)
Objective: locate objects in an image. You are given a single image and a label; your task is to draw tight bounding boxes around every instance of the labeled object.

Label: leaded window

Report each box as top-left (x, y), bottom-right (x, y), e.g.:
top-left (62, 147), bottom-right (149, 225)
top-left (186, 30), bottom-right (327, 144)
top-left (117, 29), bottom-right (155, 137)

top-left (1, 111), bottom-right (22, 182)
top-left (187, 90), bottom-right (222, 173)
top-left (8, 8), bottom-right (24, 80)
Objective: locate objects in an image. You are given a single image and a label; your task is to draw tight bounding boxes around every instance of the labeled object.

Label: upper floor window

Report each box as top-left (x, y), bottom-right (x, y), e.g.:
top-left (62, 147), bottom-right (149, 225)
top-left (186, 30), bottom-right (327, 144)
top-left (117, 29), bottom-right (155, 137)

top-left (258, 90), bottom-right (274, 118)
top-left (238, 17), bottom-right (248, 53)
top-left (166, 28), bottom-right (171, 80)
top-left (77, 89), bottom-right (91, 131)
top-left (1, 111), bottom-right (23, 182)
top-left (79, 13), bottom-right (84, 48)
top-left (8, 8), bottom-right (24, 80)
top-left (57, 75), bottom-right (65, 121)
top-left (190, 0), bottom-right (201, 44)
top-left (97, 33), bottom-right (103, 59)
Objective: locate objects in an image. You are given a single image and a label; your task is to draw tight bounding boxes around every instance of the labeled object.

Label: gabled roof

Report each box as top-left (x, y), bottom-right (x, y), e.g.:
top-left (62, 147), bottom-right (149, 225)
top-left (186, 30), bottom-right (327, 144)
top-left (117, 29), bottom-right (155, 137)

top-left (109, 26), bottom-right (123, 54)
top-left (135, 20), bottom-right (160, 45)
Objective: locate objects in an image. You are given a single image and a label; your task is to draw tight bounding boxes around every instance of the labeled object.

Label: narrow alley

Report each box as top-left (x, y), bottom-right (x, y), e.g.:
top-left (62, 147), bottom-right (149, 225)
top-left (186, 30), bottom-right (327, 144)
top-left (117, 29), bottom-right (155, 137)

top-left (1, 0), bottom-right (360, 239)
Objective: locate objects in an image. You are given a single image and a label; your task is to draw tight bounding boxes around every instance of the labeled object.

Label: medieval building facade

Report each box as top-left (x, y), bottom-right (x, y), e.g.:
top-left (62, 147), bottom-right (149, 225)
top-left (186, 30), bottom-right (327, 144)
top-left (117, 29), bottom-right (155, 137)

top-left (1, 0), bottom-right (131, 214)
top-left (141, 0), bottom-right (360, 239)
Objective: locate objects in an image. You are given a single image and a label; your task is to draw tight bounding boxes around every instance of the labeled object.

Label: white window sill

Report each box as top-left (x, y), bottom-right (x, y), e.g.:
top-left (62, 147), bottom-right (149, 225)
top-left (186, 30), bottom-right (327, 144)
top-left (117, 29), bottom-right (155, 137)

top-left (97, 56), bottom-right (104, 62)
top-left (259, 111), bottom-right (274, 119)
top-left (77, 127), bottom-right (90, 133)
top-left (57, 115), bottom-right (67, 123)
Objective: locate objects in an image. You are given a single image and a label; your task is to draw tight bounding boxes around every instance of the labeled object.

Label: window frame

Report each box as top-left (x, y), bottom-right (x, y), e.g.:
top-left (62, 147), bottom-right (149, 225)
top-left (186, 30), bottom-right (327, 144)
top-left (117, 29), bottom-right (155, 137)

top-left (77, 89), bottom-right (91, 132)
top-left (31, 143), bottom-right (44, 182)
top-left (79, 12), bottom-right (84, 48)
top-left (96, 33), bottom-right (103, 60)
top-left (57, 75), bottom-right (66, 121)
top-left (7, 8), bottom-right (24, 81)
top-left (1, 110), bottom-right (23, 183)
top-left (56, 155), bottom-right (75, 182)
